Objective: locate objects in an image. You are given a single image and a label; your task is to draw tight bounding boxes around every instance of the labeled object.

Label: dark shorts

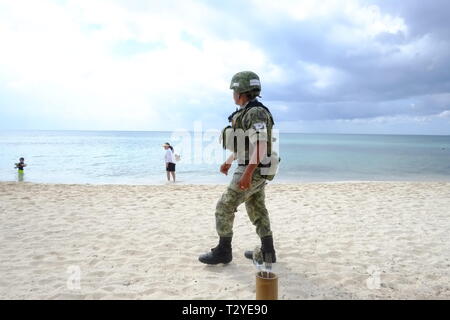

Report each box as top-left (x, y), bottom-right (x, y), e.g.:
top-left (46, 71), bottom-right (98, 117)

top-left (166, 162), bottom-right (176, 172)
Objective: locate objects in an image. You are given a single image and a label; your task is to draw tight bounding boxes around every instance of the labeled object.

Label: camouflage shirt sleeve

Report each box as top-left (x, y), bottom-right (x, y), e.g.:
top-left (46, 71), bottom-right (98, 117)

top-left (242, 106), bottom-right (270, 145)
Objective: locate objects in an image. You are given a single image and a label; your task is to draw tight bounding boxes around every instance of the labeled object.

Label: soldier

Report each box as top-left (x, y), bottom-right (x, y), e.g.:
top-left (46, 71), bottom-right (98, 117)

top-left (199, 71), bottom-right (277, 265)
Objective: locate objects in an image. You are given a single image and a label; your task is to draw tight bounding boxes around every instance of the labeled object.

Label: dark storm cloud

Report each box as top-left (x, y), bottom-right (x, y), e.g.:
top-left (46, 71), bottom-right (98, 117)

top-left (204, 1), bottom-right (450, 122)
top-left (372, 0), bottom-right (450, 38)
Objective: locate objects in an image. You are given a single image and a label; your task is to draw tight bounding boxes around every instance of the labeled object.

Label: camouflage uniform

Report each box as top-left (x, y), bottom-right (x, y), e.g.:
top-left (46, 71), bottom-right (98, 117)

top-left (215, 102), bottom-right (273, 239)
top-left (199, 71), bottom-right (276, 265)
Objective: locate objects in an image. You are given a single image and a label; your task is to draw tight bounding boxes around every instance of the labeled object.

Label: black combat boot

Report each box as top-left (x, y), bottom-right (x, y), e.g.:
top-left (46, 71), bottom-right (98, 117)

top-left (244, 235), bottom-right (276, 263)
top-left (199, 237), bottom-right (232, 265)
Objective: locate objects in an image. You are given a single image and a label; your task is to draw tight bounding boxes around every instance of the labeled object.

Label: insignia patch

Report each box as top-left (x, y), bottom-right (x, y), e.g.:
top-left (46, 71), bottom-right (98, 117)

top-left (253, 122), bottom-right (266, 130)
top-left (249, 79), bottom-right (260, 86)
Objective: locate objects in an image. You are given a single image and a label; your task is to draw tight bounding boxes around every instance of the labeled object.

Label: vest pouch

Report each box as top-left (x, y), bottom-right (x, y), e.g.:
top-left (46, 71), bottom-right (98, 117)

top-left (259, 152), bottom-right (280, 181)
top-left (220, 126), bottom-right (236, 152)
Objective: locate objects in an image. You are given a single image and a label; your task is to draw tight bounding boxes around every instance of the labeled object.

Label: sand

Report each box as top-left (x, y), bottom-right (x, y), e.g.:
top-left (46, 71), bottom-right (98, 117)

top-left (0, 181), bottom-right (449, 300)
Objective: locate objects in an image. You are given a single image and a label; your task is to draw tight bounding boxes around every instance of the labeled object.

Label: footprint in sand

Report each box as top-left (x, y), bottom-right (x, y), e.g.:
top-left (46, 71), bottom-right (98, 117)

top-left (87, 271), bottom-right (107, 277)
top-left (49, 293), bottom-right (85, 300)
top-left (119, 249), bottom-right (146, 256)
top-left (88, 258), bottom-right (101, 267)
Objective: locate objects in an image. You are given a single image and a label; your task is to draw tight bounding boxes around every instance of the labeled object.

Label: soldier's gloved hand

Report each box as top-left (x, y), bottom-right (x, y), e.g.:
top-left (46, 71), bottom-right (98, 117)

top-left (220, 163), bottom-right (232, 175)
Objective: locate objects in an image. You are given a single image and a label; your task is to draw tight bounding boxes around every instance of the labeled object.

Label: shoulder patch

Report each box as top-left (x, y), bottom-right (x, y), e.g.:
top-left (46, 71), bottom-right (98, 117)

top-left (253, 122), bottom-right (266, 130)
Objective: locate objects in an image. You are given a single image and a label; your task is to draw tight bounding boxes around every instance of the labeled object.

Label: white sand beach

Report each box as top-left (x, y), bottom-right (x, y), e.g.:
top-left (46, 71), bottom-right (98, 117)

top-left (0, 181), bottom-right (449, 300)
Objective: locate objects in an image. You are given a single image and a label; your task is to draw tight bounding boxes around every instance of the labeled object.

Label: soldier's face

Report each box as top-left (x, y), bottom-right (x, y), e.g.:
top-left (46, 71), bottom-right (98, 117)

top-left (233, 90), bottom-right (240, 105)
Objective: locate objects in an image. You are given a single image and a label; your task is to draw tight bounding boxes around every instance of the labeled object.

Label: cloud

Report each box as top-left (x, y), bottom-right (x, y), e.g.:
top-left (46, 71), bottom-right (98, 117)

top-left (0, 0), bottom-right (283, 130)
top-left (0, 0), bottom-right (449, 134)
top-left (438, 110), bottom-right (450, 119)
top-left (229, 0), bottom-right (450, 130)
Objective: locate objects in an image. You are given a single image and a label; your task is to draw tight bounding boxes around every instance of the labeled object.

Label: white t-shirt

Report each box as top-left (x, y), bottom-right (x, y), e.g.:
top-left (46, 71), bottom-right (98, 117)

top-left (165, 149), bottom-right (175, 163)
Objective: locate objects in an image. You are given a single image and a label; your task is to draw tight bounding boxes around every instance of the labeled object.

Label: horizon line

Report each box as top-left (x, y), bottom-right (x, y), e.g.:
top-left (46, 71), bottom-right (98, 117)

top-left (0, 129), bottom-right (449, 137)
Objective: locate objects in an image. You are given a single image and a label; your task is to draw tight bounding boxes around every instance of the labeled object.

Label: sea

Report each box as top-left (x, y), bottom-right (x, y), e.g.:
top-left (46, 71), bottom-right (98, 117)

top-left (1, 130), bottom-right (450, 185)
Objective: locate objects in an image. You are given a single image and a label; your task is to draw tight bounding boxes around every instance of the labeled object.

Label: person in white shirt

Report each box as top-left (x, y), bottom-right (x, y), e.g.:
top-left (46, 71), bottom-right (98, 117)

top-left (163, 142), bottom-right (176, 182)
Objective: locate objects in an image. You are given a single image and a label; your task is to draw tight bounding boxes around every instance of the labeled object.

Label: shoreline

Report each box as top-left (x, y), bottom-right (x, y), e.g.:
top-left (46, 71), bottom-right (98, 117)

top-left (2, 179), bottom-right (450, 187)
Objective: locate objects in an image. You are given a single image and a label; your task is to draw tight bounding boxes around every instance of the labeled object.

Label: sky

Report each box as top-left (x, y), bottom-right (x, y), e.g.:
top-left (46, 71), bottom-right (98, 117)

top-left (0, 0), bottom-right (449, 135)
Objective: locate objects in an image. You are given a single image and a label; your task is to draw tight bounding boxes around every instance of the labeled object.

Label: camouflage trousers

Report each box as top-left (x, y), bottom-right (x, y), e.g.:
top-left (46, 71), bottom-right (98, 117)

top-left (215, 165), bottom-right (273, 238)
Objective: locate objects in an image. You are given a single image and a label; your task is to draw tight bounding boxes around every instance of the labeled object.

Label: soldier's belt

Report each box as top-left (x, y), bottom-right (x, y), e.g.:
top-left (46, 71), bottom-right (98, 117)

top-left (238, 162), bottom-right (271, 168)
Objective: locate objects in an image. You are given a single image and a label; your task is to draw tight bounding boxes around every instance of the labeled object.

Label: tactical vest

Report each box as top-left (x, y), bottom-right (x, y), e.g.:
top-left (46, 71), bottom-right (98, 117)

top-left (222, 99), bottom-right (275, 156)
top-left (220, 100), bottom-right (280, 180)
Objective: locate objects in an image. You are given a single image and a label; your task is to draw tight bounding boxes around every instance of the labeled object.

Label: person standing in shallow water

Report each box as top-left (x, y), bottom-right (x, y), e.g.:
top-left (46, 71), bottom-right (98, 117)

top-left (199, 71), bottom-right (277, 265)
top-left (15, 157), bottom-right (26, 182)
top-left (15, 157), bottom-right (27, 172)
top-left (163, 143), bottom-right (176, 182)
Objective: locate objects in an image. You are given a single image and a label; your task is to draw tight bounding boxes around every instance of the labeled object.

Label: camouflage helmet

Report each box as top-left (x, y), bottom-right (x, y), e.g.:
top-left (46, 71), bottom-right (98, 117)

top-left (229, 71), bottom-right (261, 94)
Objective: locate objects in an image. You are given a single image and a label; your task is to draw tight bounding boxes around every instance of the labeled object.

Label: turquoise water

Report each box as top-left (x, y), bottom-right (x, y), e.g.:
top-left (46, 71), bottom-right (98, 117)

top-left (1, 130), bottom-right (450, 184)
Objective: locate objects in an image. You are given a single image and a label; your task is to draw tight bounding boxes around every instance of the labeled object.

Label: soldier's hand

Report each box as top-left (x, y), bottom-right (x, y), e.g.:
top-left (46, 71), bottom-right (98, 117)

top-left (220, 163), bottom-right (232, 175)
top-left (238, 173), bottom-right (252, 191)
